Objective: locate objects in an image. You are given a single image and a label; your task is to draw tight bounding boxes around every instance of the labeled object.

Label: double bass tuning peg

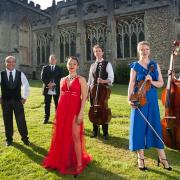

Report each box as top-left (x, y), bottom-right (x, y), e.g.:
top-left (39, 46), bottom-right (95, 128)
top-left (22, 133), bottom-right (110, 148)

top-left (173, 40), bottom-right (180, 47)
top-left (173, 41), bottom-right (180, 56)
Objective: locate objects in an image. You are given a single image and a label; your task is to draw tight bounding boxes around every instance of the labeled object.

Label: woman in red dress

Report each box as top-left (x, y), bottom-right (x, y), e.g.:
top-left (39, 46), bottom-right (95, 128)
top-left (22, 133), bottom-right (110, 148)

top-left (43, 56), bottom-right (92, 176)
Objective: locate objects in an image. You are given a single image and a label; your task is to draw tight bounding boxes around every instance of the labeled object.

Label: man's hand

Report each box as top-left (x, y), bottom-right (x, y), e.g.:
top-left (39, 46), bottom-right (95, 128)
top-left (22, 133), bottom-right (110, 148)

top-left (97, 78), bottom-right (104, 84)
top-left (47, 82), bottom-right (56, 90)
top-left (21, 98), bottom-right (26, 104)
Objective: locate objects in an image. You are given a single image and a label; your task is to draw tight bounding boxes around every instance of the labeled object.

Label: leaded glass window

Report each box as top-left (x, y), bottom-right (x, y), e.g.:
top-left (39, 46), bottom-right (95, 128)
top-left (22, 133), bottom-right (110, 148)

top-left (59, 25), bottom-right (77, 63)
top-left (116, 15), bottom-right (144, 59)
top-left (86, 22), bottom-right (107, 61)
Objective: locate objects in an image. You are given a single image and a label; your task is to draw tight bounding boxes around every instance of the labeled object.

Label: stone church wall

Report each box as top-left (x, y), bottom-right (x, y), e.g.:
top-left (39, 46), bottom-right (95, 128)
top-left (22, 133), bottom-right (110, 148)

top-left (0, 0), bottom-right (179, 80)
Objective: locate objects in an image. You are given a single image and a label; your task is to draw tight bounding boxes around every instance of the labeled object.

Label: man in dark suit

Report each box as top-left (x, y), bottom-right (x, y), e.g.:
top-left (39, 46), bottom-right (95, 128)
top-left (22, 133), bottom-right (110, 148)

top-left (0, 56), bottom-right (30, 146)
top-left (41, 54), bottom-right (63, 124)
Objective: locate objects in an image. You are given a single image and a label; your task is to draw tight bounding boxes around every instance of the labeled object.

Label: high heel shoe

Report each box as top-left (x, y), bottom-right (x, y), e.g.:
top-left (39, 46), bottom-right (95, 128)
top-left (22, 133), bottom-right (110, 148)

top-left (73, 165), bottom-right (82, 178)
top-left (73, 175), bottom-right (78, 178)
top-left (138, 158), bottom-right (148, 171)
top-left (157, 158), bottom-right (172, 171)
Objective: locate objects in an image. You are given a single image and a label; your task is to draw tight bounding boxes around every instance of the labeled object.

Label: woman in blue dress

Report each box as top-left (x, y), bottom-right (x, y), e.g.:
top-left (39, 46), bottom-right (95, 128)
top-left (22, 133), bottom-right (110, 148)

top-left (128, 41), bottom-right (172, 171)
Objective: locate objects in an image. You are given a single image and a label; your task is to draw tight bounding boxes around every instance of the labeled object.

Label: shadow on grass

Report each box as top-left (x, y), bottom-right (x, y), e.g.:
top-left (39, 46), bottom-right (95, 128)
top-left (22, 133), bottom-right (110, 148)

top-left (145, 147), bottom-right (180, 167)
top-left (42, 160), bottom-right (124, 180)
top-left (13, 142), bottom-right (48, 164)
top-left (85, 129), bottom-right (129, 150)
top-left (146, 167), bottom-right (180, 179)
top-left (13, 142), bottom-right (123, 179)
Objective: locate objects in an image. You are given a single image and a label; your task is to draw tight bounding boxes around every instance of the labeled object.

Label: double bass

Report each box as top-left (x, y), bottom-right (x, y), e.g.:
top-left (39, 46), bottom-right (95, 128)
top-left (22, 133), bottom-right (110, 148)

top-left (88, 64), bottom-right (112, 125)
top-left (161, 41), bottom-right (180, 150)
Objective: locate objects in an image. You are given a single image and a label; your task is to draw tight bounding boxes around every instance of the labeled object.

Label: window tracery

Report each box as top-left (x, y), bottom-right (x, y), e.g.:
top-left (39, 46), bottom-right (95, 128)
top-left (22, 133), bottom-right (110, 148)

top-left (116, 15), bottom-right (144, 59)
top-left (86, 22), bottom-right (107, 61)
top-left (59, 26), bottom-right (77, 63)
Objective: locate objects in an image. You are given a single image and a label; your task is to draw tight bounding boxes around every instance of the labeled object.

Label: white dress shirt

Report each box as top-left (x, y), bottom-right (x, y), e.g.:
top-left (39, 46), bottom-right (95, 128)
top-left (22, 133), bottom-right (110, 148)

top-left (88, 59), bottom-right (114, 86)
top-left (0, 69), bottom-right (30, 99)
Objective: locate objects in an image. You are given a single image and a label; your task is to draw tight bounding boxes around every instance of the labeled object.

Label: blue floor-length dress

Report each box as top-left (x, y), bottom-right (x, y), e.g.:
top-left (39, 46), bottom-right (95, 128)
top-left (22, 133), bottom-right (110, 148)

top-left (129, 60), bottom-right (164, 151)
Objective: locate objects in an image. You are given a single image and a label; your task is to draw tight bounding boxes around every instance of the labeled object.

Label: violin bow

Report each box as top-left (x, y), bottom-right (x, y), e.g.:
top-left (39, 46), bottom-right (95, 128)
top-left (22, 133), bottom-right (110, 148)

top-left (135, 41), bottom-right (180, 147)
top-left (137, 107), bottom-right (165, 145)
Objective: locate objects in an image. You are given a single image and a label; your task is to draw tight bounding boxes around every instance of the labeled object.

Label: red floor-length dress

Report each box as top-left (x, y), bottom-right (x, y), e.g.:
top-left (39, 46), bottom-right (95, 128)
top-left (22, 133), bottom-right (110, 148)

top-left (43, 77), bottom-right (92, 174)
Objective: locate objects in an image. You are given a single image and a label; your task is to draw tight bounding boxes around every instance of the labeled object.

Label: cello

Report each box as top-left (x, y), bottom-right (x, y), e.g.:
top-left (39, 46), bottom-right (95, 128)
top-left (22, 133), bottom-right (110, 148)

top-left (88, 64), bottom-right (112, 125)
top-left (161, 41), bottom-right (180, 150)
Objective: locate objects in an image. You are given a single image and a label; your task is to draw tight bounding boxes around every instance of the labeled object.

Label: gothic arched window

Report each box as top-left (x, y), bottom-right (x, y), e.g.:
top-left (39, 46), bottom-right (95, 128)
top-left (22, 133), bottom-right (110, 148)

top-left (60, 42), bottom-right (64, 63)
top-left (65, 41), bottom-right (69, 58)
top-left (42, 45), bottom-right (45, 63)
top-left (37, 39), bottom-right (40, 65)
top-left (86, 38), bottom-right (91, 61)
top-left (19, 17), bottom-right (31, 65)
top-left (131, 32), bottom-right (137, 57)
top-left (116, 15), bottom-right (144, 59)
top-left (86, 22), bottom-right (107, 61)
top-left (71, 41), bottom-right (76, 56)
top-left (59, 25), bottom-right (77, 63)
top-left (124, 34), bottom-right (130, 58)
top-left (117, 34), bottom-right (122, 58)
top-left (92, 37), bottom-right (97, 46)
top-left (36, 32), bottom-right (51, 65)
top-left (139, 31), bottom-right (145, 42)
top-left (46, 45), bottom-right (50, 63)
top-left (37, 46), bottom-right (40, 65)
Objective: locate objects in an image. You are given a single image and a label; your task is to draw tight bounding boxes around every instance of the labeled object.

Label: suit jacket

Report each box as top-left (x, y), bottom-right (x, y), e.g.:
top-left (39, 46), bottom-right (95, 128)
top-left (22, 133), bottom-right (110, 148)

top-left (41, 65), bottom-right (63, 96)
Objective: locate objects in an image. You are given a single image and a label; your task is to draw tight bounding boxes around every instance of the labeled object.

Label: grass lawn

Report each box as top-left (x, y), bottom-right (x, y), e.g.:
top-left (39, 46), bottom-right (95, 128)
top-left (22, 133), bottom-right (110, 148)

top-left (0, 80), bottom-right (179, 180)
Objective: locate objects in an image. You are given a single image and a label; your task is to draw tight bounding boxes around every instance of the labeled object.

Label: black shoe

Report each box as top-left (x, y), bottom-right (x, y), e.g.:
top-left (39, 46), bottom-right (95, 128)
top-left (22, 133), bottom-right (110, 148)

top-left (138, 158), bottom-right (148, 171)
top-left (6, 141), bottom-right (12, 146)
top-left (23, 140), bottom-right (30, 146)
top-left (104, 135), bottom-right (109, 140)
top-left (90, 133), bottom-right (97, 138)
top-left (43, 119), bottom-right (48, 124)
top-left (157, 158), bottom-right (172, 171)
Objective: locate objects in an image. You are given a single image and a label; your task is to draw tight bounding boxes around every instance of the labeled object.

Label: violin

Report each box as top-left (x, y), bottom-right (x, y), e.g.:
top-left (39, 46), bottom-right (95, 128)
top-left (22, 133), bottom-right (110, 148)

top-left (161, 41), bottom-right (180, 150)
top-left (88, 65), bottom-right (112, 125)
top-left (130, 65), bottom-right (154, 106)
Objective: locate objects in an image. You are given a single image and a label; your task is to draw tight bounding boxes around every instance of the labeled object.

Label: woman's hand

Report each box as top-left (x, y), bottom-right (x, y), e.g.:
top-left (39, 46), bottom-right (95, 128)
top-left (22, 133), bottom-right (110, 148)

top-left (76, 112), bottom-right (83, 125)
top-left (128, 100), bottom-right (138, 109)
top-left (145, 75), bottom-right (152, 82)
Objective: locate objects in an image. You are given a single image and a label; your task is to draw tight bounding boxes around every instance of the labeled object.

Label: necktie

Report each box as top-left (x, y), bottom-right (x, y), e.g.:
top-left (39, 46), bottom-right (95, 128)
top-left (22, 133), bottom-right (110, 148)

top-left (9, 72), bottom-right (13, 88)
top-left (51, 65), bottom-right (54, 72)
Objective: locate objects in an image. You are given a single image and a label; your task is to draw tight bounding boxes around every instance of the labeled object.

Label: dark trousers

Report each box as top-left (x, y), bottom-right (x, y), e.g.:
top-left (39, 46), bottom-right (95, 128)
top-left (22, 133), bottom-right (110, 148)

top-left (1, 99), bottom-right (28, 142)
top-left (93, 123), bottom-right (109, 136)
top-left (44, 94), bottom-right (59, 120)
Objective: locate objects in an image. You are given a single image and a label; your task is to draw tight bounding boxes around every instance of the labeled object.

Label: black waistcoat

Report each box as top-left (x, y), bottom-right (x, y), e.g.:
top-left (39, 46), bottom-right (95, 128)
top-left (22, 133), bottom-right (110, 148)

top-left (92, 61), bottom-right (108, 85)
top-left (1, 70), bottom-right (22, 100)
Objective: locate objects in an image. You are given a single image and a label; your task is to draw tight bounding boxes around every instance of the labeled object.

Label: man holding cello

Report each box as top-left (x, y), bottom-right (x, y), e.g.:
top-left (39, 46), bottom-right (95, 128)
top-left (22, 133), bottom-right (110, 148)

top-left (87, 44), bottom-right (114, 140)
